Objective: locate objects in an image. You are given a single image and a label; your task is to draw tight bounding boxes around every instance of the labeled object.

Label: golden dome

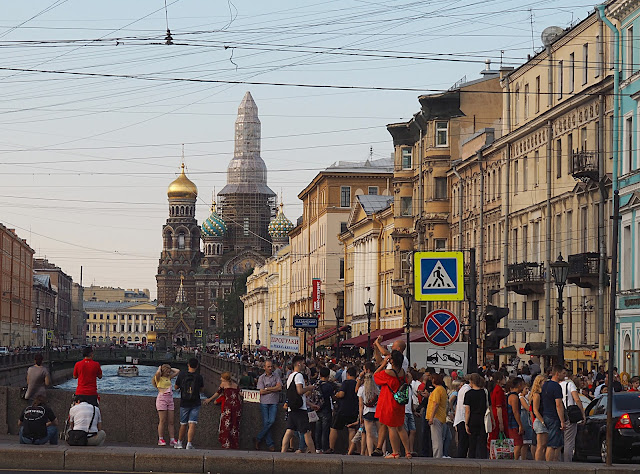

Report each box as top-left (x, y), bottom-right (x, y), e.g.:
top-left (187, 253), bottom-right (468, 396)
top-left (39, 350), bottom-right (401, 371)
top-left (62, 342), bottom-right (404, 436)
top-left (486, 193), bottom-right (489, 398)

top-left (167, 163), bottom-right (198, 199)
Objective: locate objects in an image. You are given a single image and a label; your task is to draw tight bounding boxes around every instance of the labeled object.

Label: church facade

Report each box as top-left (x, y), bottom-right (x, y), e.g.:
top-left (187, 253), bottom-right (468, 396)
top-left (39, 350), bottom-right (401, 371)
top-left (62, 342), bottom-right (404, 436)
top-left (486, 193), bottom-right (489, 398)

top-left (154, 92), bottom-right (281, 348)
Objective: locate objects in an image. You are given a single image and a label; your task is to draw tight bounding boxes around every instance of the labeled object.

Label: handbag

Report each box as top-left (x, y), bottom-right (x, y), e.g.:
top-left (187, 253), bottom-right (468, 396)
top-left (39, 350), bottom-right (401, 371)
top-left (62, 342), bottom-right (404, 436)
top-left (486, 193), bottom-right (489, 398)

top-left (490, 432), bottom-right (515, 460)
top-left (391, 369), bottom-right (410, 405)
top-left (563, 382), bottom-right (583, 423)
top-left (307, 410), bottom-right (319, 423)
top-left (484, 388), bottom-right (493, 433)
top-left (67, 405), bottom-right (96, 446)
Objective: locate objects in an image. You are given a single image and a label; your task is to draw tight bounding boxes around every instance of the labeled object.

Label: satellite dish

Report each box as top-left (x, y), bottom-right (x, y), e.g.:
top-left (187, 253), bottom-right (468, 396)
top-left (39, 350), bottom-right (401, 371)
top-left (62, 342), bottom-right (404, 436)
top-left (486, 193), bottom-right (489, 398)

top-left (541, 26), bottom-right (564, 47)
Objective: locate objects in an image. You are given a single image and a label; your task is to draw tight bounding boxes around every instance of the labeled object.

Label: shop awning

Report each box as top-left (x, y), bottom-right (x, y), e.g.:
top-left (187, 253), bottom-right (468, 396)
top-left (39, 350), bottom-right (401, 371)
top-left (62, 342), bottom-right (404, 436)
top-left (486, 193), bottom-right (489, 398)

top-left (312, 325), bottom-right (349, 343)
top-left (491, 345), bottom-right (517, 355)
top-left (379, 329), bottom-right (425, 347)
top-left (340, 328), bottom-right (404, 348)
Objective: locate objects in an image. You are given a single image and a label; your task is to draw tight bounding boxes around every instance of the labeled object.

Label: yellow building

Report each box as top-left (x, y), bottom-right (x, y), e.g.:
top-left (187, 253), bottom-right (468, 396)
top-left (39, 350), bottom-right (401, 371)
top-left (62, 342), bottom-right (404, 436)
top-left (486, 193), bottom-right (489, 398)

top-left (84, 301), bottom-right (157, 345)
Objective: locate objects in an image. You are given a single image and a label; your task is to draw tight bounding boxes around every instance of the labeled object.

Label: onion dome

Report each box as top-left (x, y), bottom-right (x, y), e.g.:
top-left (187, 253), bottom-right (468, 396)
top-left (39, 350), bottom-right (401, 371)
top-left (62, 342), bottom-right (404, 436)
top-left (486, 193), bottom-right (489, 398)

top-left (268, 203), bottom-right (294, 239)
top-left (167, 163), bottom-right (198, 199)
top-left (201, 202), bottom-right (227, 237)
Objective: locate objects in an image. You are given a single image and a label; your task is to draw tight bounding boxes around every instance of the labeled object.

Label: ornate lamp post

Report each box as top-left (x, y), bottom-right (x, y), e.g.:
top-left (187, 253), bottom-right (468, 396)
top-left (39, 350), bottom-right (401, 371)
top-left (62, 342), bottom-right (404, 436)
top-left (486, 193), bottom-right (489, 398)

top-left (246, 323), bottom-right (251, 350)
top-left (364, 299), bottom-right (375, 360)
top-left (255, 322), bottom-right (261, 346)
top-left (334, 305), bottom-right (343, 358)
top-left (551, 254), bottom-right (570, 367)
top-left (402, 288), bottom-right (413, 365)
top-left (280, 316), bottom-right (286, 335)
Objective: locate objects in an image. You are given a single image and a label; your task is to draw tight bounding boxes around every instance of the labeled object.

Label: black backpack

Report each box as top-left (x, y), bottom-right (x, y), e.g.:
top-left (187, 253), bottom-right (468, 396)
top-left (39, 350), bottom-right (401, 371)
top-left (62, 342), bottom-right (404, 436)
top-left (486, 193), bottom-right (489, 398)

top-left (180, 372), bottom-right (200, 402)
top-left (287, 372), bottom-right (304, 410)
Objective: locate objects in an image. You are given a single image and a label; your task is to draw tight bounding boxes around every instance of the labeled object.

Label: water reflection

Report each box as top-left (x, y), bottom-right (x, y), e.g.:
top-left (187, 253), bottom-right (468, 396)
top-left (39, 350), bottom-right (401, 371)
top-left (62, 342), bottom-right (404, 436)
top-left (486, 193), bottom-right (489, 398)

top-left (56, 364), bottom-right (164, 398)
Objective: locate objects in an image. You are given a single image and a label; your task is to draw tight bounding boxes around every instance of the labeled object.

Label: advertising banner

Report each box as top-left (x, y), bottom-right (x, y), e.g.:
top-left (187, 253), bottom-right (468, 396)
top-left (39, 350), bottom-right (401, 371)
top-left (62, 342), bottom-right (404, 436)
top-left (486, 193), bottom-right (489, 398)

top-left (269, 334), bottom-right (300, 353)
top-left (312, 279), bottom-right (321, 312)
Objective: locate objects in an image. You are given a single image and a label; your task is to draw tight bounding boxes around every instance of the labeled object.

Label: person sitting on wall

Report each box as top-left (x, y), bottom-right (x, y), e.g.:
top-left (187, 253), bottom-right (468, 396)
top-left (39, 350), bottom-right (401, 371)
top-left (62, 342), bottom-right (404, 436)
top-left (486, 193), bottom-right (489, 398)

top-left (18, 394), bottom-right (58, 445)
top-left (68, 395), bottom-right (106, 446)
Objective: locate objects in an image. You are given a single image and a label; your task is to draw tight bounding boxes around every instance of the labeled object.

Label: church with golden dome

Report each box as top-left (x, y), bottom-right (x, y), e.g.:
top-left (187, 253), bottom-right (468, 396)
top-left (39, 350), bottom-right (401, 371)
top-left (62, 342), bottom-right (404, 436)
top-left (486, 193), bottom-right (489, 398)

top-left (154, 92), bottom-right (283, 347)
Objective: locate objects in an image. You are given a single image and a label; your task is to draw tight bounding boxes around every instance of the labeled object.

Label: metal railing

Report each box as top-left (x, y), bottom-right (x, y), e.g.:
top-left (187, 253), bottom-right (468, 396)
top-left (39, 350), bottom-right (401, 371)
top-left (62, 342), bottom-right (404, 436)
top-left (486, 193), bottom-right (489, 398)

top-left (507, 262), bottom-right (545, 282)
top-left (571, 150), bottom-right (598, 181)
top-left (568, 252), bottom-right (599, 276)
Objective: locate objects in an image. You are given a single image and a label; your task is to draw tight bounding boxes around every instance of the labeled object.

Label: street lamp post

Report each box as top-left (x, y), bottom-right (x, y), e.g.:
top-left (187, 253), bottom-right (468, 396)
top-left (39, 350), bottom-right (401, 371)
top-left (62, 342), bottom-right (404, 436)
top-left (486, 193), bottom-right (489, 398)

top-left (551, 254), bottom-right (570, 368)
top-left (280, 316), bottom-right (286, 335)
top-left (364, 299), bottom-right (375, 360)
top-left (255, 322), bottom-right (261, 346)
top-left (334, 305), bottom-right (343, 359)
top-left (246, 323), bottom-right (251, 350)
top-left (402, 289), bottom-right (413, 365)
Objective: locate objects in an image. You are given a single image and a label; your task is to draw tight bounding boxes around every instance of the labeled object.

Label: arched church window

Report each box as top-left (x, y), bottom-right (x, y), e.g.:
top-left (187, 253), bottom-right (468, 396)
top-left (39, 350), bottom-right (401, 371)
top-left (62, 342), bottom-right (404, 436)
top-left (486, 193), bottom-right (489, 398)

top-left (178, 232), bottom-right (185, 249)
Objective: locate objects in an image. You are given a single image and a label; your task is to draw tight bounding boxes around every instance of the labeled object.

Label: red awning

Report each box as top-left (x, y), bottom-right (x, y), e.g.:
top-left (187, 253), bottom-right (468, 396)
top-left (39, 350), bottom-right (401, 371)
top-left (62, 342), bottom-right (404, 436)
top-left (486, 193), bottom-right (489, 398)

top-left (312, 325), bottom-right (349, 344)
top-left (340, 328), bottom-right (404, 348)
top-left (378, 330), bottom-right (426, 347)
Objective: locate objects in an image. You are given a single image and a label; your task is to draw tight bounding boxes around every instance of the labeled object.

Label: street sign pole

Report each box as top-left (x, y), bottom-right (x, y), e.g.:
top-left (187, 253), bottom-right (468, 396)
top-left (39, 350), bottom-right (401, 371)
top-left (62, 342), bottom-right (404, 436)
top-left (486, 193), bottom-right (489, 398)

top-left (468, 248), bottom-right (478, 373)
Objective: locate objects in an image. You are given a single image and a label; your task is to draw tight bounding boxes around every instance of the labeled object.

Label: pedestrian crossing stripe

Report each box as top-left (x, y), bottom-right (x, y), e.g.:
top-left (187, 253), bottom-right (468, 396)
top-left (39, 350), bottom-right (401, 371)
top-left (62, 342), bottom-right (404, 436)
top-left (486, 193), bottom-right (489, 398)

top-left (414, 251), bottom-right (465, 301)
top-left (423, 260), bottom-right (455, 289)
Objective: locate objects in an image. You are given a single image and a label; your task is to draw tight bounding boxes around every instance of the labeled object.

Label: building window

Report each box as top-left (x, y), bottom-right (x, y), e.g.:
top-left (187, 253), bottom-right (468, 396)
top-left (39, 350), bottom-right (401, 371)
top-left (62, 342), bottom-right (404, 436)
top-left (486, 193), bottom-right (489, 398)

top-left (339, 258), bottom-right (344, 280)
top-left (532, 300), bottom-right (539, 320)
top-left (340, 186), bottom-right (351, 207)
top-left (557, 60), bottom-right (563, 100)
top-left (596, 35), bottom-right (602, 77)
top-left (113, 324), bottom-right (117, 332)
top-left (434, 239), bottom-right (447, 250)
top-left (514, 86), bottom-right (520, 124)
top-left (583, 43), bottom-right (589, 85)
top-left (535, 75), bottom-right (540, 113)
top-left (568, 133), bottom-right (573, 173)
top-left (178, 232), bottom-right (185, 249)
top-left (625, 115), bottom-right (633, 174)
top-left (524, 83), bottom-right (529, 119)
top-left (340, 221), bottom-right (348, 233)
top-left (434, 177), bottom-right (447, 200)
top-left (514, 160), bottom-right (519, 193)
top-left (569, 52), bottom-right (575, 93)
top-left (243, 217), bottom-right (249, 236)
top-left (401, 148), bottom-right (412, 169)
top-left (435, 121), bottom-right (448, 147)
top-left (400, 197), bottom-right (412, 216)
top-left (523, 156), bottom-right (528, 191)
top-left (368, 186), bottom-right (378, 195)
top-left (556, 139), bottom-right (562, 178)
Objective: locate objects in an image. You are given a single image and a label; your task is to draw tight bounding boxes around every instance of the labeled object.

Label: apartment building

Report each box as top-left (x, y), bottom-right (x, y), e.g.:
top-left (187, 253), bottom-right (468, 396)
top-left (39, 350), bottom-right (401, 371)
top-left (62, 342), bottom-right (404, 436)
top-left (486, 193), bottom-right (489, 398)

top-left (84, 300), bottom-right (157, 345)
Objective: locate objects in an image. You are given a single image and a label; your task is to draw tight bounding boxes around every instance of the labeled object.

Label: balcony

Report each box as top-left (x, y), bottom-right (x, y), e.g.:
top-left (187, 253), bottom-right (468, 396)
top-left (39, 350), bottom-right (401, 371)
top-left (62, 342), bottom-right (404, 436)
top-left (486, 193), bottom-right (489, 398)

top-left (571, 150), bottom-right (598, 182)
top-left (506, 262), bottom-right (545, 295)
top-left (567, 252), bottom-right (600, 288)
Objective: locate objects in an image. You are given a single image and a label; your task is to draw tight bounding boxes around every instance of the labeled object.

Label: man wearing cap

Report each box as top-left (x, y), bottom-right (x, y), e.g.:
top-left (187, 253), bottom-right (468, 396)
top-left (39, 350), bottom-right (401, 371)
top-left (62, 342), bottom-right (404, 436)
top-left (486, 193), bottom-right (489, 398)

top-left (73, 347), bottom-right (102, 406)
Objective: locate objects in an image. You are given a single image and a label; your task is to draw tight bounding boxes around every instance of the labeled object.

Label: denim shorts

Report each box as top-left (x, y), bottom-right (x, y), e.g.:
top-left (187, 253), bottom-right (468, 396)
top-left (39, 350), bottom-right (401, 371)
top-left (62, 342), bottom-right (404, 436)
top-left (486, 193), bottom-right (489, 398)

top-left (533, 418), bottom-right (548, 434)
top-left (179, 405), bottom-right (201, 425)
top-left (403, 413), bottom-right (416, 432)
top-left (543, 416), bottom-right (563, 449)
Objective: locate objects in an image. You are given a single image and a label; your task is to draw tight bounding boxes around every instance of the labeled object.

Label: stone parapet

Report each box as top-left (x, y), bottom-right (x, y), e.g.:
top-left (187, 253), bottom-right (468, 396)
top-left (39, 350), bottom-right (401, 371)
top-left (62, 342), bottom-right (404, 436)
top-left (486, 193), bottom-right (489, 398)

top-left (0, 444), bottom-right (637, 473)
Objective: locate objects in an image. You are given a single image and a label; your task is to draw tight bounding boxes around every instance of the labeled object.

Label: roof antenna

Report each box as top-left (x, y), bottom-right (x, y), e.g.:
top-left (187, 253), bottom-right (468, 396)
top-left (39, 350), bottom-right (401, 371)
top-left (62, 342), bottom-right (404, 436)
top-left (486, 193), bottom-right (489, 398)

top-left (500, 50), bottom-right (504, 68)
top-left (164, 0), bottom-right (173, 45)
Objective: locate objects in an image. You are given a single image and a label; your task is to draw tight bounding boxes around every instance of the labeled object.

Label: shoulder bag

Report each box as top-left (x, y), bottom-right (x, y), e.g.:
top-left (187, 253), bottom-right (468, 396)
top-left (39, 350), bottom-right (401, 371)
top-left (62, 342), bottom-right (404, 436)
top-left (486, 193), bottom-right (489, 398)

top-left (563, 382), bottom-right (583, 423)
top-left (484, 388), bottom-right (494, 433)
top-left (67, 406), bottom-right (96, 446)
top-left (390, 369), bottom-right (410, 405)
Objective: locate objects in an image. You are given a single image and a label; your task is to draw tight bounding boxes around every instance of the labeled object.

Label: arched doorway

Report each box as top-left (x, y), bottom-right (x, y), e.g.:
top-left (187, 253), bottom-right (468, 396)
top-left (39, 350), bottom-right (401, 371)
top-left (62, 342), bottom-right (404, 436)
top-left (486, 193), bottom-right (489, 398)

top-left (623, 333), bottom-right (634, 375)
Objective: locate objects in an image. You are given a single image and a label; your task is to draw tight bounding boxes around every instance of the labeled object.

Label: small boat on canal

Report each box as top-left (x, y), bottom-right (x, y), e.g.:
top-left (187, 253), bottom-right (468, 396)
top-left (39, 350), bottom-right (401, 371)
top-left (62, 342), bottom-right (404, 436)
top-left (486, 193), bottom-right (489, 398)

top-left (117, 365), bottom-right (139, 377)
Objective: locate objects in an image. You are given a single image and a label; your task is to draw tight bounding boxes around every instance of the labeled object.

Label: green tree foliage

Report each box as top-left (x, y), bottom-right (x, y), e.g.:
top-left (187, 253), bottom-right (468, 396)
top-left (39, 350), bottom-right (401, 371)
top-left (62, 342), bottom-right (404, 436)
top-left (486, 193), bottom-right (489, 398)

top-left (217, 268), bottom-right (253, 343)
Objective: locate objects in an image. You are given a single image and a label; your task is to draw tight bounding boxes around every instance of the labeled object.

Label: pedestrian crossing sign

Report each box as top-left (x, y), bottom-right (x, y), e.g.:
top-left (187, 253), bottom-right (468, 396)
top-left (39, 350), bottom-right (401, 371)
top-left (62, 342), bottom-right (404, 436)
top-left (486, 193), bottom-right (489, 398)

top-left (414, 251), bottom-right (464, 301)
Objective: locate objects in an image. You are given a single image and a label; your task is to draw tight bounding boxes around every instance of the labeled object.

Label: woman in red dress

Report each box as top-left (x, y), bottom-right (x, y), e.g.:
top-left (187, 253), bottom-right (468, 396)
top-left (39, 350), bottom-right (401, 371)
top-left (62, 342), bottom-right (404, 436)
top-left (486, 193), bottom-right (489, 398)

top-left (204, 371), bottom-right (243, 449)
top-left (373, 350), bottom-right (412, 459)
top-left (488, 371), bottom-right (508, 445)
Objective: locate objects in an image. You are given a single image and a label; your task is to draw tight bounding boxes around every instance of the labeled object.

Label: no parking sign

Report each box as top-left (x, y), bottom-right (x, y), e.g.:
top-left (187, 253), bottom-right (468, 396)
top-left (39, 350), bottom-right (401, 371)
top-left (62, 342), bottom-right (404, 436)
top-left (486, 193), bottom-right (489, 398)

top-left (423, 309), bottom-right (460, 347)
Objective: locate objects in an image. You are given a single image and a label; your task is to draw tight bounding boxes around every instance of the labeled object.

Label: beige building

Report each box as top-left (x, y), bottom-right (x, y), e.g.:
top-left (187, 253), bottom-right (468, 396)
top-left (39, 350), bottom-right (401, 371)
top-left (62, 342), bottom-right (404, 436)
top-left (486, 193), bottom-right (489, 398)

top-left (84, 286), bottom-right (150, 303)
top-left (84, 301), bottom-right (157, 345)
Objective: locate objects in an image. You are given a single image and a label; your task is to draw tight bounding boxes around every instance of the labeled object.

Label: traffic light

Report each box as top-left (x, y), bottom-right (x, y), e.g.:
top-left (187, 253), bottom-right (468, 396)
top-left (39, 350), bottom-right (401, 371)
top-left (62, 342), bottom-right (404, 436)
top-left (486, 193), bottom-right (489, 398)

top-left (485, 304), bottom-right (510, 350)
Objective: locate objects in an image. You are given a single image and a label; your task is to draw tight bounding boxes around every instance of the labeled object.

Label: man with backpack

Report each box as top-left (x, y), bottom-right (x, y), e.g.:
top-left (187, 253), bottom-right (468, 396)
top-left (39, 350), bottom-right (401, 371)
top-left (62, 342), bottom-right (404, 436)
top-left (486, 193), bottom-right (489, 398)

top-left (328, 366), bottom-right (359, 454)
top-left (311, 367), bottom-right (335, 453)
top-left (174, 358), bottom-right (204, 449)
top-left (280, 355), bottom-right (315, 453)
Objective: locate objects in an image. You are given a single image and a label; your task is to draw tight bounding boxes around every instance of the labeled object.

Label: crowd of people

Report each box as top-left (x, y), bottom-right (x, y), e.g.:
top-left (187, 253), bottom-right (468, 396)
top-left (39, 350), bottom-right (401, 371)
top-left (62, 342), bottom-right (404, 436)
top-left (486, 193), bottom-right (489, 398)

top-left (15, 342), bottom-right (639, 462)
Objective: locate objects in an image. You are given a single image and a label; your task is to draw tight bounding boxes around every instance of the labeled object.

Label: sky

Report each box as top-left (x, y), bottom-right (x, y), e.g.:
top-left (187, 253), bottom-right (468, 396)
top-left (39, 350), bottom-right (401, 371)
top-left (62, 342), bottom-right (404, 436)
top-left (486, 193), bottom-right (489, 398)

top-left (0, 0), bottom-right (599, 298)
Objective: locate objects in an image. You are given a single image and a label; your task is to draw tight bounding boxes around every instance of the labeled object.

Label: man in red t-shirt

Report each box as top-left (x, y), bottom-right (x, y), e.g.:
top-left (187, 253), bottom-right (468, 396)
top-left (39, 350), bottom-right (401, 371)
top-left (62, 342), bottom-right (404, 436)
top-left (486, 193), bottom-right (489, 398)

top-left (73, 347), bottom-right (102, 406)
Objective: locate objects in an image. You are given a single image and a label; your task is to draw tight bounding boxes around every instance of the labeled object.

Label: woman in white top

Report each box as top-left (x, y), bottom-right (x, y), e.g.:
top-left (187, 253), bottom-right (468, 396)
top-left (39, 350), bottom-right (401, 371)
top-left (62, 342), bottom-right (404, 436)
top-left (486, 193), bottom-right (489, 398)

top-left (356, 362), bottom-right (380, 456)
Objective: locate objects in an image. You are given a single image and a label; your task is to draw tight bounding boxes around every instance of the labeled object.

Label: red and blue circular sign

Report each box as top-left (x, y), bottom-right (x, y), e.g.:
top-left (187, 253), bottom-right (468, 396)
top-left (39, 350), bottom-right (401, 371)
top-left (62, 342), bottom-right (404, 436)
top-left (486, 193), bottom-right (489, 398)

top-left (423, 309), bottom-right (460, 347)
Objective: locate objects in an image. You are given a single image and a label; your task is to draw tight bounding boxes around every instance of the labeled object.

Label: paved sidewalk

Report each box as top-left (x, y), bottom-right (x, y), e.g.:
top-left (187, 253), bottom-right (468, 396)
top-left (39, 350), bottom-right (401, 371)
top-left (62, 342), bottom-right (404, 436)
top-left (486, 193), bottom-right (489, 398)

top-left (0, 438), bottom-right (638, 474)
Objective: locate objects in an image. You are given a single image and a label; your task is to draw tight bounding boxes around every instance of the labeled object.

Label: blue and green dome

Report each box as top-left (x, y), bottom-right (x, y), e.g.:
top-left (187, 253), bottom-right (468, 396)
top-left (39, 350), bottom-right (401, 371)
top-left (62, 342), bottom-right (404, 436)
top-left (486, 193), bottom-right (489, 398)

top-left (268, 203), bottom-right (294, 239)
top-left (201, 203), bottom-right (227, 238)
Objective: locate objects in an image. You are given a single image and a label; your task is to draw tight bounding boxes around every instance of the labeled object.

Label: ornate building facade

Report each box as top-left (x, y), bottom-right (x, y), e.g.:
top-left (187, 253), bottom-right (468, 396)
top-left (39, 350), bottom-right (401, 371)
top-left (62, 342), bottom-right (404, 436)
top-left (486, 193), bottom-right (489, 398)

top-left (155, 92), bottom-right (276, 348)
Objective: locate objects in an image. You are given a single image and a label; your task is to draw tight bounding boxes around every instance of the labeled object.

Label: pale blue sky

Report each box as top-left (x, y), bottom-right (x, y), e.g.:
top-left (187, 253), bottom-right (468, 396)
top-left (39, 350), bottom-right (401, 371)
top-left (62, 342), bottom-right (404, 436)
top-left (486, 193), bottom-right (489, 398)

top-left (0, 0), bottom-right (598, 296)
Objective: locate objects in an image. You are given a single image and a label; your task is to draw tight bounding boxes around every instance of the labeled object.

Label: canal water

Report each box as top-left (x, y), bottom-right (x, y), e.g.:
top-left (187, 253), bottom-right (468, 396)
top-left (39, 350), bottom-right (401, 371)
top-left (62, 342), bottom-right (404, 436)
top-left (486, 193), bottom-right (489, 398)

top-left (56, 364), bottom-right (162, 398)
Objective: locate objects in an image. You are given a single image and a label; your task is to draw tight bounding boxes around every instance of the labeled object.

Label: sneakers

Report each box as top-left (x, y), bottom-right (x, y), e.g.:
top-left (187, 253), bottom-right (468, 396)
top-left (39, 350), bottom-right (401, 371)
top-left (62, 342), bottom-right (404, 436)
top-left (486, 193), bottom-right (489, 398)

top-left (186, 442), bottom-right (194, 450)
top-left (169, 439), bottom-right (178, 447)
top-left (158, 438), bottom-right (166, 446)
top-left (174, 440), bottom-right (183, 449)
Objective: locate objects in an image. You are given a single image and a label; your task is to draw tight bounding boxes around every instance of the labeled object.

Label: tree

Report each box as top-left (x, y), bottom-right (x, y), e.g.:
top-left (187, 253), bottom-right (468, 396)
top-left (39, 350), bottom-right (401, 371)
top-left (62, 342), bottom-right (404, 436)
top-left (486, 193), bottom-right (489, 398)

top-left (217, 268), bottom-right (252, 343)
